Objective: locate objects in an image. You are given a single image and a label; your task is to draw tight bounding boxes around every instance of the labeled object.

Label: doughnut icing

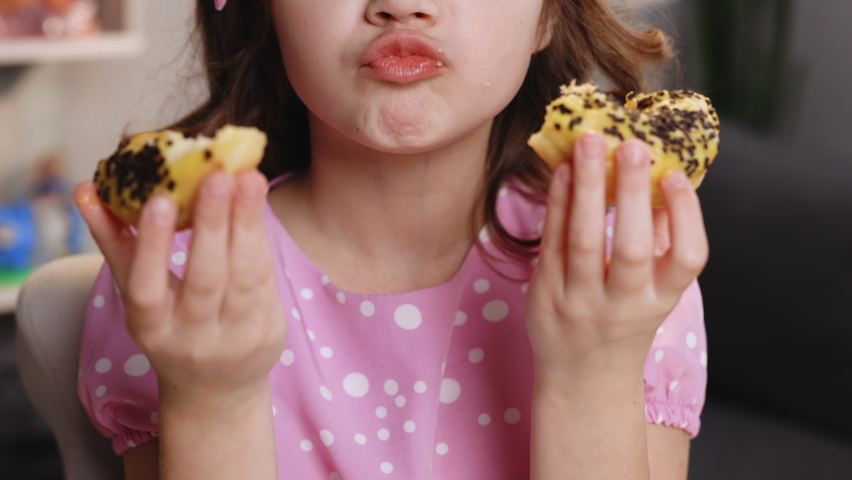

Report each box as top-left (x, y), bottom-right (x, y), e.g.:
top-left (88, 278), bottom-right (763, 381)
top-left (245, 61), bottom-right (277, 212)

top-left (528, 80), bottom-right (720, 207)
top-left (93, 125), bottom-right (267, 230)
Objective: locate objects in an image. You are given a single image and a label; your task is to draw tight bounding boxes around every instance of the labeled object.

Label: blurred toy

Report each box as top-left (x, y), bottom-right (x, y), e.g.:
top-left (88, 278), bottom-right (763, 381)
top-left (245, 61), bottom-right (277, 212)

top-left (0, 0), bottom-right (99, 39)
top-left (0, 201), bottom-right (36, 272)
top-left (0, 152), bottom-right (85, 278)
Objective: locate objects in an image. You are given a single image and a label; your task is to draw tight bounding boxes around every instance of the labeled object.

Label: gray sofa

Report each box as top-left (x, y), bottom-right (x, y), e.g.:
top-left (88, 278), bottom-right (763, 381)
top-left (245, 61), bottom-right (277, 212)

top-left (687, 123), bottom-right (852, 478)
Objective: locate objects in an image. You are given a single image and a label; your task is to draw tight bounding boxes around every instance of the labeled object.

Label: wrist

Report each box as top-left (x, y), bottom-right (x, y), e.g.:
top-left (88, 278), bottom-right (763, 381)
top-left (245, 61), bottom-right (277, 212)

top-left (159, 379), bottom-right (272, 424)
top-left (533, 344), bottom-right (648, 395)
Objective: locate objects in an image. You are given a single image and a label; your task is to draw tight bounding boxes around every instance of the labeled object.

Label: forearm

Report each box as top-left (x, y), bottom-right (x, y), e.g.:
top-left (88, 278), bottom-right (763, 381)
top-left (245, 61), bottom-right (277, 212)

top-left (158, 382), bottom-right (278, 480)
top-left (531, 362), bottom-right (649, 480)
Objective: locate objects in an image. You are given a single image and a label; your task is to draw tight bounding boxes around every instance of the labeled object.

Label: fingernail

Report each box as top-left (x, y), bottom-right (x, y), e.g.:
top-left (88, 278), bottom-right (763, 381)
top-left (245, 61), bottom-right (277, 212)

top-left (147, 196), bottom-right (175, 226)
top-left (663, 171), bottom-right (690, 189)
top-left (74, 188), bottom-right (100, 210)
top-left (620, 140), bottom-right (647, 166)
top-left (577, 132), bottom-right (605, 160)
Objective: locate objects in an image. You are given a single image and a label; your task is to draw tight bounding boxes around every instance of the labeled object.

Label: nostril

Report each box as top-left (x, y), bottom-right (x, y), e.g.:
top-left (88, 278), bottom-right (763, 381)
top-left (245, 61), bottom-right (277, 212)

top-left (415, 12), bottom-right (425, 18)
top-left (379, 12), bottom-right (392, 19)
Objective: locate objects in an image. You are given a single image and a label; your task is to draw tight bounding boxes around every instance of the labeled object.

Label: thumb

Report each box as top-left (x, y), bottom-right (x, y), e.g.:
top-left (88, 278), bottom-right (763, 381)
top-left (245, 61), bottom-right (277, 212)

top-left (73, 181), bottom-right (136, 289)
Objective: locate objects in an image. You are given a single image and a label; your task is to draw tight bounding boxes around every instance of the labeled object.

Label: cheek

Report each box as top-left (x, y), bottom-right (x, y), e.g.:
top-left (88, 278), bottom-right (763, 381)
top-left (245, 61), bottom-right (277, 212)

top-left (272, 1), bottom-right (348, 94)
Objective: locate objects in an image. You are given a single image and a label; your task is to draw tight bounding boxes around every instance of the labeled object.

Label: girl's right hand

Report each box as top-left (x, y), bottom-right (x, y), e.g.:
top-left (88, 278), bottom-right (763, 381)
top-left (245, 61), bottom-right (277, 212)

top-left (74, 170), bottom-right (287, 406)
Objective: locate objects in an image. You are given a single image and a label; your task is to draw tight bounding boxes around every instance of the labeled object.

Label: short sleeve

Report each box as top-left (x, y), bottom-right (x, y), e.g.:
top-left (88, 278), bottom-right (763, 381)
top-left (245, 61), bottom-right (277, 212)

top-left (77, 231), bottom-right (192, 455)
top-left (604, 209), bottom-right (708, 437)
top-left (643, 280), bottom-right (707, 437)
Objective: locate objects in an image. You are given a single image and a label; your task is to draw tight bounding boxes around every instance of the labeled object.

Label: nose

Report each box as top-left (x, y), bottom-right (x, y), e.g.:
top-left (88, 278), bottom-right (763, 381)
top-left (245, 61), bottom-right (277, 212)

top-left (366, 0), bottom-right (439, 27)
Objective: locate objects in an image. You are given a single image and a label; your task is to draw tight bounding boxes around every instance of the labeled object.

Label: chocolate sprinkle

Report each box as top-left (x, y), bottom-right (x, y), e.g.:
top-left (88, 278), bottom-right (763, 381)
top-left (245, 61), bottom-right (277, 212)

top-left (96, 141), bottom-right (167, 207)
top-left (603, 126), bottom-right (624, 140)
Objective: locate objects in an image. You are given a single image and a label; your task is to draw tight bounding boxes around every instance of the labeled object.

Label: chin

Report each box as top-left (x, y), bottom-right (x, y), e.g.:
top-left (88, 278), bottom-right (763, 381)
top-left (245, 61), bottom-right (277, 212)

top-left (357, 128), bottom-right (451, 155)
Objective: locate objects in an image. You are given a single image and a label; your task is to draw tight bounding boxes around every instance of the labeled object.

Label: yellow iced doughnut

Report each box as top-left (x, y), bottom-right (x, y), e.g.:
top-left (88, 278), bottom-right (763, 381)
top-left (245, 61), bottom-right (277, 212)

top-left (93, 125), bottom-right (267, 230)
top-left (528, 80), bottom-right (720, 207)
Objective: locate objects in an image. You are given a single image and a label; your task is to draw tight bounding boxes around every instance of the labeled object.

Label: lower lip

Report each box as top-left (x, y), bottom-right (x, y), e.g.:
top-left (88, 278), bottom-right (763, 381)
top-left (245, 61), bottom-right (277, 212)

top-left (364, 56), bottom-right (445, 84)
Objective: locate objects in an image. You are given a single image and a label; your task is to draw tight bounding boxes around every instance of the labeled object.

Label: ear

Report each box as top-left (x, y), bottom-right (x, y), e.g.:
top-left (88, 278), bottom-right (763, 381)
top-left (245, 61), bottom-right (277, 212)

top-left (534, 2), bottom-right (558, 53)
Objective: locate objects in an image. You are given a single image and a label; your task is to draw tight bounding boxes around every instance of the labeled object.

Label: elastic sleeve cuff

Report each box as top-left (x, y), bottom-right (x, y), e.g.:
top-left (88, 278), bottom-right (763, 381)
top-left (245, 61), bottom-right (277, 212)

top-left (645, 401), bottom-right (702, 438)
top-left (112, 429), bottom-right (159, 456)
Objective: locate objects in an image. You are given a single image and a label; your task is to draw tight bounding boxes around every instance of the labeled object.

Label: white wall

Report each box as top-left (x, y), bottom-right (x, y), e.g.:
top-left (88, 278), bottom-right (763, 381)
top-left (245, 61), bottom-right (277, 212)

top-left (0, 0), bottom-right (205, 198)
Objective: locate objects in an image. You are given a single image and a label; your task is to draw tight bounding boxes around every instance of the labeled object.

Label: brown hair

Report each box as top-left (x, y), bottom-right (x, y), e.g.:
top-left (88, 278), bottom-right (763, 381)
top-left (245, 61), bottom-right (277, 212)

top-left (168, 0), bottom-right (672, 260)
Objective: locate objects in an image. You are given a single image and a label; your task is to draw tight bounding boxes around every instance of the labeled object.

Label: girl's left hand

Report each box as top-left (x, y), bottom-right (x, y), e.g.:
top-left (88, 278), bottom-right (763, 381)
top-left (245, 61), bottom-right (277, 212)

top-left (525, 131), bottom-right (709, 382)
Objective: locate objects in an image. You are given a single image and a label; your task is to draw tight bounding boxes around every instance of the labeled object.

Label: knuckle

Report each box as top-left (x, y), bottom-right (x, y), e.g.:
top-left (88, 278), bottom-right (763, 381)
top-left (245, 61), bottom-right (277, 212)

top-left (675, 243), bottom-right (709, 273)
top-left (613, 243), bottom-right (650, 266)
top-left (567, 234), bottom-right (599, 257)
top-left (125, 289), bottom-right (161, 312)
top-left (185, 277), bottom-right (221, 298)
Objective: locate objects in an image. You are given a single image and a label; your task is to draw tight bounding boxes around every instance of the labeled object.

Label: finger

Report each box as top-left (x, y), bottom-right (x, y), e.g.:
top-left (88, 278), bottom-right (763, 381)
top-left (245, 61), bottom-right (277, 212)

top-left (655, 171), bottom-right (709, 296)
top-left (608, 139), bottom-right (654, 294)
top-left (74, 182), bottom-right (135, 288)
top-left (221, 171), bottom-right (269, 324)
top-left (124, 195), bottom-right (177, 331)
top-left (565, 132), bottom-right (608, 288)
top-left (652, 208), bottom-right (671, 257)
top-left (539, 163), bottom-right (571, 275)
top-left (179, 171), bottom-right (235, 322)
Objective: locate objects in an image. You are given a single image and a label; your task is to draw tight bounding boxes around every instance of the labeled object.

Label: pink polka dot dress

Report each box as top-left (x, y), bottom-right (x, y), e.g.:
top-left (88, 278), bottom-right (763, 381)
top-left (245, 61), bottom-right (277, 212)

top-left (78, 175), bottom-right (708, 479)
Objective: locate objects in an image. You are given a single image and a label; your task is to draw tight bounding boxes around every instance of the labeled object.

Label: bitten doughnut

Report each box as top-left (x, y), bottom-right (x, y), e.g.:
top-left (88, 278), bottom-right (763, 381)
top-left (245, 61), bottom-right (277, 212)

top-left (528, 80), bottom-right (720, 207)
top-left (93, 125), bottom-right (267, 230)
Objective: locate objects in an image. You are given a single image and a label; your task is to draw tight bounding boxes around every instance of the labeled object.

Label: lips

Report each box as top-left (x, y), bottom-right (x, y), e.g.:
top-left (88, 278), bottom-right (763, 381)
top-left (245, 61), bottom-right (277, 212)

top-left (360, 31), bottom-right (448, 84)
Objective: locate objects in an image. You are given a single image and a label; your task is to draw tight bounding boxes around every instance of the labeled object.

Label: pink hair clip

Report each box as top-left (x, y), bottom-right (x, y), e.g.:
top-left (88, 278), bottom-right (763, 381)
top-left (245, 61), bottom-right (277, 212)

top-left (215, 0), bottom-right (227, 10)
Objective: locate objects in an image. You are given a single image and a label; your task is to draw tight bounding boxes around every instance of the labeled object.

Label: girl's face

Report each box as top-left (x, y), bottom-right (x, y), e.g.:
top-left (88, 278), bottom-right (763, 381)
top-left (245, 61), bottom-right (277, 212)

top-left (272, 0), bottom-right (551, 154)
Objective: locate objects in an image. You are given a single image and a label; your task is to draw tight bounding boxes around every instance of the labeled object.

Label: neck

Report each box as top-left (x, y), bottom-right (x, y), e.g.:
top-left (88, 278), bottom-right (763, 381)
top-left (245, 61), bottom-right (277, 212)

top-left (271, 115), bottom-right (492, 294)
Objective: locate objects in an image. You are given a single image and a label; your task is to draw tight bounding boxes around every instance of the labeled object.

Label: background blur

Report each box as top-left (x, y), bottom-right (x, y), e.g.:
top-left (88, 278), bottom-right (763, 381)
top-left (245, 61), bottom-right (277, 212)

top-left (1, 0), bottom-right (851, 478)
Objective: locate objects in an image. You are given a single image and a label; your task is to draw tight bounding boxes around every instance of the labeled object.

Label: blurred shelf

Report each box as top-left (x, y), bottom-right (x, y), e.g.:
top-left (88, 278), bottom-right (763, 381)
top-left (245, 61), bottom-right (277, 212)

top-left (0, 32), bottom-right (144, 66)
top-left (0, 285), bottom-right (19, 315)
top-left (0, 0), bottom-right (144, 66)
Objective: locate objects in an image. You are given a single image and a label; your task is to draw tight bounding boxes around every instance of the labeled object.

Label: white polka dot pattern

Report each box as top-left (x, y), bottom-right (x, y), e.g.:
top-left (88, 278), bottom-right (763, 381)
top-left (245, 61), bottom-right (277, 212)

top-left (343, 373), bottom-right (370, 398)
top-left (95, 358), bottom-right (112, 373)
top-left (435, 443), bottom-right (449, 455)
top-left (482, 300), bottom-right (509, 322)
top-left (170, 251), bottom-right (186, 265)
top-left (76, 185), bottom-right (708, 477)
top-left (320, 430), bottom-right (334, 446)
top-left (394, 304), bottom-right (422, 330)
top-left (123, 355), bottom-right (150, 377)
top-left (439, 378), bottom-right (461, 404)
top-left (504, 408), bottom-right (521, 424)
top-left (360, 301), bottom-right (376, 317)
top-left (384, 379), bottom-right (399, 396)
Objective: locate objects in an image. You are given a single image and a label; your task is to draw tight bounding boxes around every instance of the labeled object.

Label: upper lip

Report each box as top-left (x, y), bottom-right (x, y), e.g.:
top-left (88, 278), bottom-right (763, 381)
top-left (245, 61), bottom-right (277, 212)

top-left (360, 31), bottom-right (446, 67)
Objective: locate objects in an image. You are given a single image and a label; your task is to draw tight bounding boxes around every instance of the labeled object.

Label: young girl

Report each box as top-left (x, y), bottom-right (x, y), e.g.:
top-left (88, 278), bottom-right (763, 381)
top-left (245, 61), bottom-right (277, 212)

top-left (74, 0), bottom-right (708, 478)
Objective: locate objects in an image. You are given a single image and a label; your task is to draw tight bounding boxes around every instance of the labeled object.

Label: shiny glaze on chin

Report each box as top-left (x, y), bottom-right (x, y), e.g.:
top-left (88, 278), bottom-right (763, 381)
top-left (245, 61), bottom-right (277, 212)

top-left (360, 31), bottom-right (448, 84)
